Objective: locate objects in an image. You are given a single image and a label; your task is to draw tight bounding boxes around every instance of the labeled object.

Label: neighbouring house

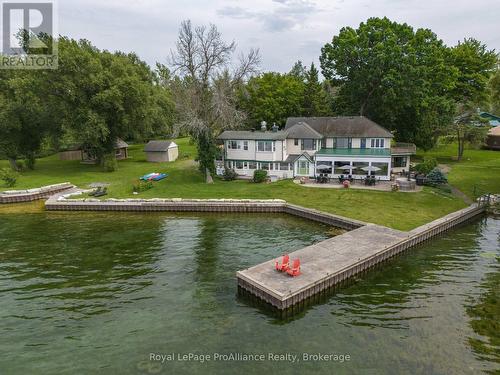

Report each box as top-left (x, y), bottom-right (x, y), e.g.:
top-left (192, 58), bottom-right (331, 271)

top-left (479, 111), bottom-right (500, 127)
top-left (59, 138), bottom-right (129, 163)
top-left (486, 126), bottom-right (500, 150)
top-left (217, 116), bottom-right (416, 181)
top-left (144, 140), bottom-right (179, 162)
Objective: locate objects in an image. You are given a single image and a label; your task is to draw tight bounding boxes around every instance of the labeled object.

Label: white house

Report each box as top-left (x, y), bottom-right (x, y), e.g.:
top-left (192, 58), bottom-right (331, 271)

top-left (217, 116), bottom-right (416, 181)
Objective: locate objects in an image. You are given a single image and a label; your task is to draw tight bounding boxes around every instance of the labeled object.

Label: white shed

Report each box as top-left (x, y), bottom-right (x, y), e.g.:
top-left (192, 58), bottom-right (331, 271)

top-left (144, 141), bottom-right (179, 162)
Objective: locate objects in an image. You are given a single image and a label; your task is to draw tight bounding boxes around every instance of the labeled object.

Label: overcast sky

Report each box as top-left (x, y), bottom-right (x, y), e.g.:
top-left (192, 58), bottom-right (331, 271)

top-left (58, 0), bottom-right (499, 73)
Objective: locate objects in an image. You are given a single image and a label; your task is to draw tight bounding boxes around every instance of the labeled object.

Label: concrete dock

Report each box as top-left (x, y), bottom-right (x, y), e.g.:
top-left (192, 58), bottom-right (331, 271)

top-left (237, 202), bottom-right (488, 310)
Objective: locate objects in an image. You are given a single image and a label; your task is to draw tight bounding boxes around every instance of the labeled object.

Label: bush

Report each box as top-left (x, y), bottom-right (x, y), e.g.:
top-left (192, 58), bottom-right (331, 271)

top-left (132, 180), bottom-right (153, 192)
top-left (102, 155), bottom-right (118, 172)
top-left (425, 167), bottom-right (448, 186)
top-left (15, 160), bottom-right (25, 171)
top-left (223, 168), bottom-right (238, 181)
top-left (253, 169), bottom-right (268, 183)
top-left (180, 152), bottom-right (190, 160)
top-left (0, 168), bottom-right (17, 187)
top-left (414, 157), bottom-right (438, 175)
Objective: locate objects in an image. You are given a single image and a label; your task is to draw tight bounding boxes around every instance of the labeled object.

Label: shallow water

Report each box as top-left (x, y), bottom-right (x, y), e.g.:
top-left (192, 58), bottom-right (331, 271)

top-left (0, 212), bottom-right (498, 374)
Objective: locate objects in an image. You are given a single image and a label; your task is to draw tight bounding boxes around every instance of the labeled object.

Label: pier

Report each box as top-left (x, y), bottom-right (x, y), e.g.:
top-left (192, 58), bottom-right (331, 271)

top-left (237, 201), bottom-right (488, 309)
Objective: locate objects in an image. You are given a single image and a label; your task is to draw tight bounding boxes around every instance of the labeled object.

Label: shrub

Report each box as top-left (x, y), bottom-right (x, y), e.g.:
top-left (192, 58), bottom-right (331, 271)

top-left (180, 152), bottom-right (190, 159)
top-left (425, 167), bottom-right (448, 186)
top-left (414, 157), bottom-right (438, 175)
top-left (223, 168), bottom-right (238, 181)
top-left (102, 155), bottom-right (118, 172)
top-left (253, 169), bottom-right (268, 183)
top-left (0, 168), bottom-right (17, 187)
top-left (15, 160), bottom-right (25, 171)
top-left (132, 180), bottom-right (153, 192)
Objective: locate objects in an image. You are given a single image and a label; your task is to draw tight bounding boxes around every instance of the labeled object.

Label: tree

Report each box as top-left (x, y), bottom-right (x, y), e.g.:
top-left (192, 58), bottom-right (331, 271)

top-left (448, 39), bottom-right (497, 159)
top-left (289, 60), bottom-right (307, 80)
top-left (169, 20), bottom-right (260, 182)
top-left (302, 63), bottom-right (330, 116)
top-left (490, 64), bottom-right (500, 113)
top-left (46, 37), bottom-right (173, 170)
top-left (239, 72), bottom-right (304, 127)
top-left (319, 17), bottom-right (457, 149)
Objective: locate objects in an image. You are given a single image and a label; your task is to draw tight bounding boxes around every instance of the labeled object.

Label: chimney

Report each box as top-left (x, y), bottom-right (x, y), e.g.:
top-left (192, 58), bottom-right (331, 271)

top-left (271, 123), bottom-right (279, 132)
top-left (260, 121), bottom-right (267, 132)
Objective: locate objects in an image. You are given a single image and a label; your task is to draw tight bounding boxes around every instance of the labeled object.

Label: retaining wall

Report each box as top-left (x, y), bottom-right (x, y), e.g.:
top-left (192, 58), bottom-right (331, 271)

top-left (0, 183), bottom-right (74, 204)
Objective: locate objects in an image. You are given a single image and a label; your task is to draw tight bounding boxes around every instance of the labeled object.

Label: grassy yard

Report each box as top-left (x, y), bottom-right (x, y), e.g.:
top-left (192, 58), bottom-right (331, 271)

top-left (0, 138), bottom-right (470, 230)
top-left (417, 142), bottom-right (500, 198)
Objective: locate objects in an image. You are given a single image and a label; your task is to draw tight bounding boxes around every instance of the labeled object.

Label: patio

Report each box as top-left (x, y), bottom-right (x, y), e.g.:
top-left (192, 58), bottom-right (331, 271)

top-left (293, 177), bottom-right (422, 192)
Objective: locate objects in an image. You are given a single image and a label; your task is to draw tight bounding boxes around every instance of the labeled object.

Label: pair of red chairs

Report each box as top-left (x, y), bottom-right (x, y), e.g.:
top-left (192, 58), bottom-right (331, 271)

top-left (275, 254), bottom-right (301, 277)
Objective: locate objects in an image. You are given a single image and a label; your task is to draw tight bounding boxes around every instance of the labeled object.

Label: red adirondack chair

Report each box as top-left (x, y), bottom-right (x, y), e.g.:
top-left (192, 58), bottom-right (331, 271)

top-left (286, 259), bottom-right (301, 277)
top-left (275, 254), bottom-right (290, 272)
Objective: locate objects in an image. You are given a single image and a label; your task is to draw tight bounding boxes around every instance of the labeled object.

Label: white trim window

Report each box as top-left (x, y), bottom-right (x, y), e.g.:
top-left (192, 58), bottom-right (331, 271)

top-left (257, 141), bottom-right (274, 152)
top-left (243, 141), bottom-right (248, 150)
top-left (370, 138), bottom-right (385, 148)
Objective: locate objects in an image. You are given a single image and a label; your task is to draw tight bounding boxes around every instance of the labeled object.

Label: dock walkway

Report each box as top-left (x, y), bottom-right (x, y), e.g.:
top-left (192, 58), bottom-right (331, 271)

top-left (237, 202), bottom-right (487, 309)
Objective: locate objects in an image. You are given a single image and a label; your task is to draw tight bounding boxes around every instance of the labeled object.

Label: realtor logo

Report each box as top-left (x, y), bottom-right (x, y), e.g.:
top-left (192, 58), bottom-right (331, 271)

top-left (1, 1), bottom-right (57, 69)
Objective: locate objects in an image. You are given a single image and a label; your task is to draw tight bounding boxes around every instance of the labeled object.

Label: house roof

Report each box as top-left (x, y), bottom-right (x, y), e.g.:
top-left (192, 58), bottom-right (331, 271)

top-left (218, 130), bottom-right (288, 140)
top-left (144, 140), bottom-right (177, 152)
top-left (285, 116), bottom-right (394, 138)
top-left (286, 122), bottom-right (323, 139)
top-left (115, 138), bottom-right (129, 149)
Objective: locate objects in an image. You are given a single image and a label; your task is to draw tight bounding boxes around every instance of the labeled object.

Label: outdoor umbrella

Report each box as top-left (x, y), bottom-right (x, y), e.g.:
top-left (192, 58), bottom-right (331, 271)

top-left (316, 164), bottom-right (331, 170)
top-left (361, 165), bottom-right (381, 176)
top-left (338, 165), bottom-right (353, 170)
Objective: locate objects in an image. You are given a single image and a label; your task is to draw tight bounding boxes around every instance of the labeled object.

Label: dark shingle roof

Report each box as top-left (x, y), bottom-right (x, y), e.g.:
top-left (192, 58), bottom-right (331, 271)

top-left (144, 140), bottom-right (177, 152)
top-left (285, 116), bottom-right (393, 138)
top-left (218, 130), bottom-right (288, 140)
top-left (115, 138), bottom-right (129, 149)
top-left (286, 122), bottom-right (323, 139)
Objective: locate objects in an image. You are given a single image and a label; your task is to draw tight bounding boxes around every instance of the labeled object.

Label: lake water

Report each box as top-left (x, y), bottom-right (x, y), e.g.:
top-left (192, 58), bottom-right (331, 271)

top-left (0, 212), bottom-right (498, 374)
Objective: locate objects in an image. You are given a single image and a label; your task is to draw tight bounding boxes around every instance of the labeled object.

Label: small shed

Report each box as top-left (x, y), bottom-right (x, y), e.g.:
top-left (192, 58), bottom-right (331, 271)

top-left (59, 138), bottom-right (129, 162)
top-left (144, 140), bottom-right (179, 162)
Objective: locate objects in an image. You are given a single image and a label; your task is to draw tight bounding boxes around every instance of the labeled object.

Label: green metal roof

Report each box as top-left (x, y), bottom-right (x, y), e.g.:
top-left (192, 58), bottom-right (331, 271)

top-left (316, 148), bottom-right (391, 157)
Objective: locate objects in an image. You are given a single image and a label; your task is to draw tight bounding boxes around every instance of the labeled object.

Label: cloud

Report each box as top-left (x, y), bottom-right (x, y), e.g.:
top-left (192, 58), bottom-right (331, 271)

top-left (217, 0), bottom-right (321, 32)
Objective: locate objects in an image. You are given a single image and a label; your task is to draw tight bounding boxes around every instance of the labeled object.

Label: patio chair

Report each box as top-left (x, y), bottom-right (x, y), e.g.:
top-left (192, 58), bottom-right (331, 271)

top-left (94, 187), bottom-right (108, 197)
top-left (88, 187), bottom-right (102, 196)
top-left (338, 175), bottom-right (344, 183)
top-left (275, 254), bottom-right (290, 272)
top-left (286, 259), bottom-right (301, 277)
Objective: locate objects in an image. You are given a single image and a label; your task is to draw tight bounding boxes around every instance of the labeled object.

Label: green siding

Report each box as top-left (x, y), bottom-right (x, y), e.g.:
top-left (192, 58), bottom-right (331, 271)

top-left (316, 148), bottom-right (391, 157)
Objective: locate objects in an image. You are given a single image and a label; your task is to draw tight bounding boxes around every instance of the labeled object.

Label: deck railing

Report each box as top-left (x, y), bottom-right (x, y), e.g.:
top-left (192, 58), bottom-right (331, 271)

top-left (391, 143), bottom-right (417, 155)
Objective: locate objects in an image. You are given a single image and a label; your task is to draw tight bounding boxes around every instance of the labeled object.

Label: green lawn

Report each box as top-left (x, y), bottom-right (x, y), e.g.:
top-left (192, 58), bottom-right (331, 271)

top-left (417, 142), bottom-right (500, 198)
top-left (0, 137), bottom-right (474, 231)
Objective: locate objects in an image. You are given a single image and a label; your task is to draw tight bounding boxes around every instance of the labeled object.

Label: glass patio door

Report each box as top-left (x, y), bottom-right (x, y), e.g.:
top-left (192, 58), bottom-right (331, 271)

top-left (298, 160), bottom-right (309, 175)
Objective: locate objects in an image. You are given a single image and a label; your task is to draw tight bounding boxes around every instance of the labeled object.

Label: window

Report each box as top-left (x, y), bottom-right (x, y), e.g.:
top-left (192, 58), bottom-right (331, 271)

top-left (294, 139), bottom-right (299, 146)
top-left (336, 138), bottom-right (349, 148)
top-left (360, 139), bottom-right (366, 149)
top-left (372, 162), bottom-right (389, 176)
top-left (279, 163), bottom-right (289, 171)
top-left (301, 139), bottom-right (316, 151)
top-left (257, 141), bottom-right (274, 152)
top-left (334, 161), bottom-right (348, 175)
top-left (316, 161), bottom-right (332, 174)
top-left (260, 162), bottom-right (270, 170)
top-left (393, 156), bottom-right (407, 168)
top-left (321, 138), bottom-right (326, 149)
top-left (243, 141), bottom-right (248, 151)
top-left (371, 139), bottom-right (385, 148)
top-left (352, 162), bottom-right (367, 176)
top-left (235, 161), bottom-right (244, 169)
top-left (298, 160), bottom-right (309, 175)
top-left (248, 162), bottom-right (257, 169)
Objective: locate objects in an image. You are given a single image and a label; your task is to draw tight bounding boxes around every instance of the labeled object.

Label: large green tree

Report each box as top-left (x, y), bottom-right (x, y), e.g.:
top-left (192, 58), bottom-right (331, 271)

top-left (46, 37), bottom-right (173, 170)
top-left (320, 17), bottom-right (457, 149)
top-left (302, 63), bottom-right (330, 116)
top-left (448, 39), bottom-right (497, 159)
top-left (239, 72), bottom-right (304, 127)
